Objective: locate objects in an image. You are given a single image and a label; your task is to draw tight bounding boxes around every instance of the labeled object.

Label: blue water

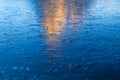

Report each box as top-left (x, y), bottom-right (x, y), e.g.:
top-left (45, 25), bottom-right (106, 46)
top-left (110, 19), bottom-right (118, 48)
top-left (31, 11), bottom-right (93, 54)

top-left (0, 0), bottom-right (120, 80)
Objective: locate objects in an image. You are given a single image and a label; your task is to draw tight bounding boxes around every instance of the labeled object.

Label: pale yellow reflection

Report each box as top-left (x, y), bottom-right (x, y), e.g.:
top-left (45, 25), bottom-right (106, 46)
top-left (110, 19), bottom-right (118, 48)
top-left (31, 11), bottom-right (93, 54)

top-left (43, 0), bottom-right (66, 35)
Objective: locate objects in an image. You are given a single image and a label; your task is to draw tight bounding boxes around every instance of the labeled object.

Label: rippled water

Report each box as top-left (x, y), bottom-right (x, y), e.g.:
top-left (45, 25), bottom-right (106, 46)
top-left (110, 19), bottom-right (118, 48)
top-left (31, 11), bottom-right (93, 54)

top-left (0, 0), bottom-right (120, 80)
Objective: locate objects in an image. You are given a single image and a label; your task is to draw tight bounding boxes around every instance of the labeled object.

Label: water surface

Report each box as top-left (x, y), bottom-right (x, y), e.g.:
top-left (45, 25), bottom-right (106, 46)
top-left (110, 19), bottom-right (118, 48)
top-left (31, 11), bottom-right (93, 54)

top-left (0, 0), bottom-right (120, 80)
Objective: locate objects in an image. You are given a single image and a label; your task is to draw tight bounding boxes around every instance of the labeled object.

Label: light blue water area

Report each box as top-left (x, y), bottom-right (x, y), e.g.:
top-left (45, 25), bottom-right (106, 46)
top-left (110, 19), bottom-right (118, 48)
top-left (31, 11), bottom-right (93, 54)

top-left (0, 0), bottom-right (120, 80)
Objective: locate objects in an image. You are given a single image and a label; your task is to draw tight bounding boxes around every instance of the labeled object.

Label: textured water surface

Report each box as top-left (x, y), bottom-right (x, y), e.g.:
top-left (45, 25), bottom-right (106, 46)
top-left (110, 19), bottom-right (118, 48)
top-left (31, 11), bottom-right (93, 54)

top-left (0, 0), bottom-right (120, 80)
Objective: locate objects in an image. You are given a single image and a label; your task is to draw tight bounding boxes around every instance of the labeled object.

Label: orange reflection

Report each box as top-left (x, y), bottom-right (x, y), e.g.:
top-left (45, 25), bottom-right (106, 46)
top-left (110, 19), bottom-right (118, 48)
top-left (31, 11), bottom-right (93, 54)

top-left (43, 0), bottom-right (66, 35)
top-left (42, 0), bottom-right (95, 63)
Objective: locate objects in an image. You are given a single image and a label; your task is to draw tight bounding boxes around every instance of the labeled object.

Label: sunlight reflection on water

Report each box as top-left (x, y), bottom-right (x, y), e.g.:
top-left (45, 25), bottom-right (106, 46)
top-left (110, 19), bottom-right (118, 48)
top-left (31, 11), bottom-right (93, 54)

top-left (0, 0), bottom-right (120, 80)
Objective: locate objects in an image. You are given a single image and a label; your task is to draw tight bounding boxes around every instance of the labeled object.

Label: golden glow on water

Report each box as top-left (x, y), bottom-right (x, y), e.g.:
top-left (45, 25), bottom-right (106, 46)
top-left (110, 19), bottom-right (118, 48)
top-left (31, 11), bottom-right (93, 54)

top-left (43, 0), bottom-right (66, 35)
top-left (42, 0), bottom-right (95, 44)
top-left (43, 0), bottom-right (87, 35)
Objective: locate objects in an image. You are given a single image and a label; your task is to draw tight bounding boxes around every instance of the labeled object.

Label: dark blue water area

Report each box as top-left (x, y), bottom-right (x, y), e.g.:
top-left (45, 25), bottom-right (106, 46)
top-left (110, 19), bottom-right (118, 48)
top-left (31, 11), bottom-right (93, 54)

top-left (0, 0), bottom-right (120, 80)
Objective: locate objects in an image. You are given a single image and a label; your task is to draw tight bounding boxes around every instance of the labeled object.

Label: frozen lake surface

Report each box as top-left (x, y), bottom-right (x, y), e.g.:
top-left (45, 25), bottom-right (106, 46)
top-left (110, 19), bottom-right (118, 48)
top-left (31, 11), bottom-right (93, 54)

top-left (0, 0), bottom-right (120, 80)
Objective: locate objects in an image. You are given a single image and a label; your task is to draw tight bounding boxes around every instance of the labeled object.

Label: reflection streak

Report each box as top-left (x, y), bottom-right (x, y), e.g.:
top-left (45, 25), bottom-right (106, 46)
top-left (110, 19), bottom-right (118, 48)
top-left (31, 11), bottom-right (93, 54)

top-left (43, 0), bottom-right (66, 35)
top-left (42, 0), bottom-right (95, 49)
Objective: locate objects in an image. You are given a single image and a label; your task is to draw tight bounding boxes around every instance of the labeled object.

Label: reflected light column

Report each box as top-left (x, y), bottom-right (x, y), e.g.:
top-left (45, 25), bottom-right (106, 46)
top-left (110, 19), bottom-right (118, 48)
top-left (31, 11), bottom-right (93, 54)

top-left (43, 0), bottom-right (67, 35)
